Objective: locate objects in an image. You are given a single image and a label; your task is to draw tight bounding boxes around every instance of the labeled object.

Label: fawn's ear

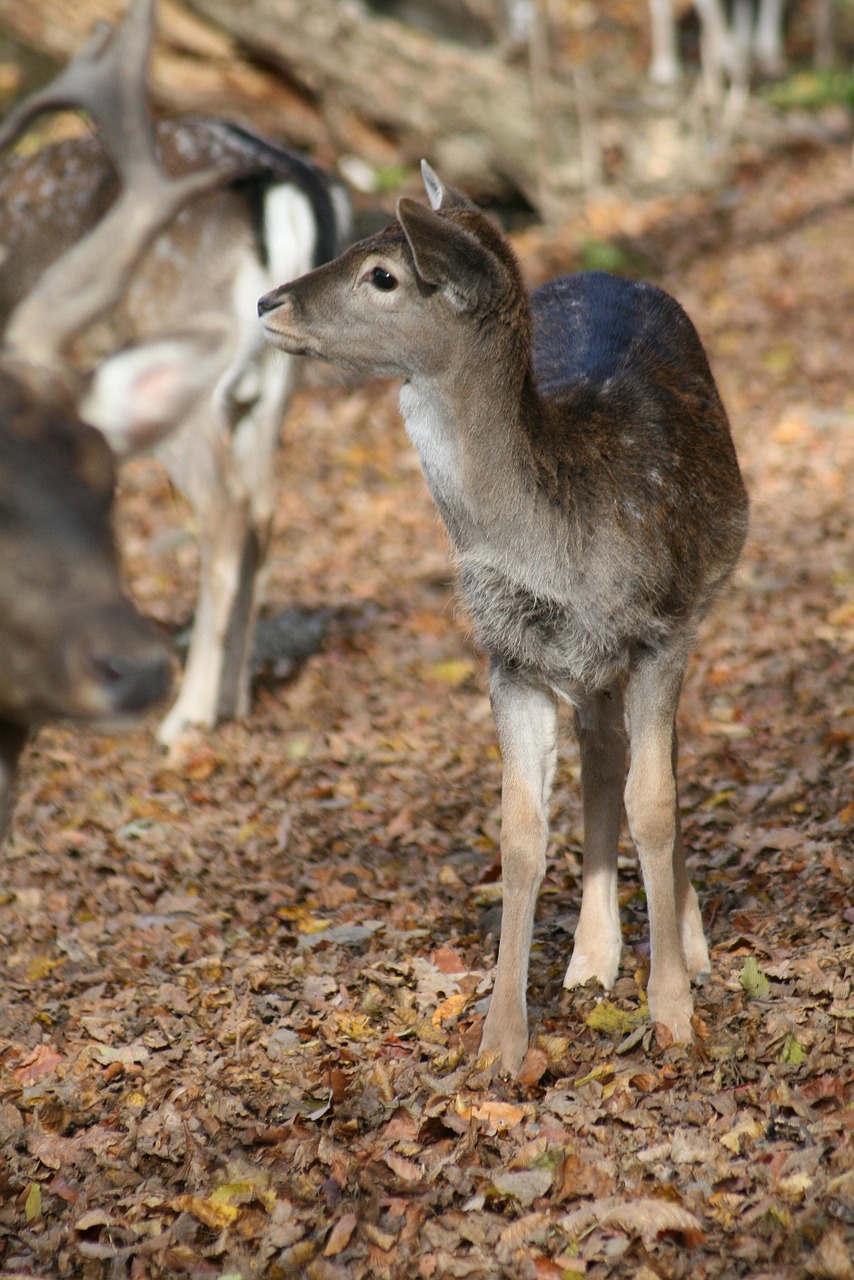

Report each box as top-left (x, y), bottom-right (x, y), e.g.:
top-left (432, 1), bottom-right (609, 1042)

top-left (80, 329), bottom-right (228, 459)
top-left (420, 160), bottom-right (473, 213)
top-left (397, 197), bottom-right (497, 310)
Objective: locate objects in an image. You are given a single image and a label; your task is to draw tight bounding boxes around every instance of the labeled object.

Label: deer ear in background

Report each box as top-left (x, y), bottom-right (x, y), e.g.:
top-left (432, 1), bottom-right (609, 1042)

top-left (81, 329), bottom-right (230, 460)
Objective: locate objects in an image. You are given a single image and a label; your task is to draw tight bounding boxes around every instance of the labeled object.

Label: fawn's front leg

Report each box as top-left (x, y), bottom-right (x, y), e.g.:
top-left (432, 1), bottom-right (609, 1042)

top-left (480, 665), bottom-right (558, 1075)
top-left (564, 686), bottom-right (627, 992)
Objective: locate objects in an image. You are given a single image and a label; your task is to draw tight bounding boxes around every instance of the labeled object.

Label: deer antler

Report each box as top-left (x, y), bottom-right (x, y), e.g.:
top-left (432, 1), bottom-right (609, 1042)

top-left (0, 0), bottom-right (247, 368)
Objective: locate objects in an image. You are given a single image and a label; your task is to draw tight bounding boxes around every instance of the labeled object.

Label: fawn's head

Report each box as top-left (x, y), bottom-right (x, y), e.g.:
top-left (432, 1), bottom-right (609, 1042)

top-left (259, 162), bottom-right (529, 378)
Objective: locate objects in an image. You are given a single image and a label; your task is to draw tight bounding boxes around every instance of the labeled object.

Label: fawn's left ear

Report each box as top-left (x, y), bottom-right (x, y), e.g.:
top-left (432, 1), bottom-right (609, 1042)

top-left (397, 196), bottom-right (498, 311)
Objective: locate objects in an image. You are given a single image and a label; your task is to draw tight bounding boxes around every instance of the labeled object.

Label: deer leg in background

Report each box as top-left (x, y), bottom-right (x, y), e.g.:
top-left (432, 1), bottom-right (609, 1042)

top-left (564, 685), bottom-right (626, 992)
top-left (154, 346), bottom-right (298, 747)
top-left (156, 417), bottom-right (253, 746)
top-left (0, 721), bottom-right (29, 839)
top-left (480, 664), bottom-right (558, 1074)
top-left (623, 645), bottom-right (697, 1040)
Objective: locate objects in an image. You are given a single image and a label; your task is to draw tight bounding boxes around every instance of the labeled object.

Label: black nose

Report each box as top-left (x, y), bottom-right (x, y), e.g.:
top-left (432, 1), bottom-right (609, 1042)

top-left (257, 291), bottom-right (279, 317)
top-left (94, 651), bottom-right (172, 713)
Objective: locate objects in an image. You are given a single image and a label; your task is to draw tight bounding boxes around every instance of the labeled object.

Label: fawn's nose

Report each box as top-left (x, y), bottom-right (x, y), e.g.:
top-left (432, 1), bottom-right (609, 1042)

top-left (258, 288), bottom-right (292, 318)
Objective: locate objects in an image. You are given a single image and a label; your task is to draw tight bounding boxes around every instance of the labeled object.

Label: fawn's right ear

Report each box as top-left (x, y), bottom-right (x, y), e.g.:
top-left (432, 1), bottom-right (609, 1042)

top-left (397, 197), bottom-right (498, 311)
top-left (420, 160), bottom-right (473, 213)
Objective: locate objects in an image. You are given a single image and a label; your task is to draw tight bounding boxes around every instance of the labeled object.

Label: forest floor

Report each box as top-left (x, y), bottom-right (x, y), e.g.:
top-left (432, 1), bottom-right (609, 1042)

top-left (0, 134), bottom-right (852, 1280)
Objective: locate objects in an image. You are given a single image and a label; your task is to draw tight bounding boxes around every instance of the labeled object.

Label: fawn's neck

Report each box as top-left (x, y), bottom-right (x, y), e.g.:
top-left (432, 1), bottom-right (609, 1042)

top-left (399, 337), bottom-right (556, 563)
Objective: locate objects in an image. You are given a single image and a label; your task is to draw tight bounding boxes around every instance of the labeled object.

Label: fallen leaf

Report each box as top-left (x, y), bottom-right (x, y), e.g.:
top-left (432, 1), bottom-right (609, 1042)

top-left (14, 1044), bottom-right (62, 1085)
top-left (324, 1211), bottom-right (358, 1257)
top-left (383, 1151), bottom-right (424, 1184)
top-left (516, 1047), bottom-right (549, 1087)
top-left (24, 1183), bottom-right (41, 1223)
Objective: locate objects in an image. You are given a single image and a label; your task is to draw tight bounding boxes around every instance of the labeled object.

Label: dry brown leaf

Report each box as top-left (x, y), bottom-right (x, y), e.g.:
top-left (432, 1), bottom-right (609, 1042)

top-left (560, 1197), bottom-right (705, 1246)
top-left (431, 946), bottom-right (468, 975)
top-left (383, 1151), bottom-right (425, 1184)
top-left (324, 1212), bottom-right (358, 1257)
top-left (516, 1046), bottom-right (549, 1087)
top-left (13, 1044), bottom-right (63, 1085)
top-left (459, 1099), bottom-right (529, 1130)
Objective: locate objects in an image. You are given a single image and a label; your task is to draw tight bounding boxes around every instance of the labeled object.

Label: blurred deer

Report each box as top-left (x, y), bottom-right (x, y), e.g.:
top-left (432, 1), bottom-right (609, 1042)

top-left (648, 0), bottom-right (787, 93)
top-left (0, 0), bottom-right (350, 748)
top-left (259, 162), bottom-right (749, 1073)
top-left (0, 2), bottom-right (247, 830)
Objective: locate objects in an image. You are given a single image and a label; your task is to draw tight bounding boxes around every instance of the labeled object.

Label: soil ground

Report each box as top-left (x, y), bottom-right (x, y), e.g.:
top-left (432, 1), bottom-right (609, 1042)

top-left (0, 136), bottom-right (852, 1279)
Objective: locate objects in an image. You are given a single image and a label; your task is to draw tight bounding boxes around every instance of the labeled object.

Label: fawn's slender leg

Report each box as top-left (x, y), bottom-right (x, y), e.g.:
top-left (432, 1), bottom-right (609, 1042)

top-left (564, 685), bottom-right (627, 991)
top-left (623, 647), bottom-right (698, 1040)
top-left (480, 663), bottom-right (558, 1074)
top-left (671, 728), bottom-right (711, 977)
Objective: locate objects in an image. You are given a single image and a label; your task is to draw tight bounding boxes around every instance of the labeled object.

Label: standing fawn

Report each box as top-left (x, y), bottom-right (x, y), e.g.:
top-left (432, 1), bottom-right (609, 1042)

top-left (259, 162), bottom-right (748, 1074)
top-left (0, 0), bottom-right (350, 748)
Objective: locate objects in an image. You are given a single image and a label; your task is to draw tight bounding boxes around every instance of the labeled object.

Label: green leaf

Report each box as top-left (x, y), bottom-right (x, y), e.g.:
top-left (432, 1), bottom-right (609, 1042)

top-left (739, 956), bottom-right (771, 1000)
top-left (779, 1034), bottom-right (807, 1065)
top-left (24, 1182), bottom-right (41, 1222)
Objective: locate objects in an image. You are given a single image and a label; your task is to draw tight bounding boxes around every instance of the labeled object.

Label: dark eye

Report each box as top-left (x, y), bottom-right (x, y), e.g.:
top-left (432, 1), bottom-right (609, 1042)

top-left (369, 266), bottom-right (397, 291)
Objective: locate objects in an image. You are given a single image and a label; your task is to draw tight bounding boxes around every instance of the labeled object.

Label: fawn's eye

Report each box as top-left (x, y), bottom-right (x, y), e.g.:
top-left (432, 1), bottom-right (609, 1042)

top-left (367, 266), bottom-right (397, 291)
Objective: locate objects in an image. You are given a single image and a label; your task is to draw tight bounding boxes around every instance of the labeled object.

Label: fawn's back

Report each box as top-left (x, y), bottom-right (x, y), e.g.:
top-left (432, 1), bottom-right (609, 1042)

top-left (462, 269), bottom-right (748, 695)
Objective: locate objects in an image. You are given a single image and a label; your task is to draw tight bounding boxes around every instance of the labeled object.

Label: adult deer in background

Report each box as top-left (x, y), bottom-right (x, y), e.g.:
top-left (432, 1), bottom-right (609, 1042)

top-left (0, 0), bottom-right (350, 748)
top-left (0, 2), bottom-right (246, 832)
top-left (259, 162), bottom-right (749, 1073)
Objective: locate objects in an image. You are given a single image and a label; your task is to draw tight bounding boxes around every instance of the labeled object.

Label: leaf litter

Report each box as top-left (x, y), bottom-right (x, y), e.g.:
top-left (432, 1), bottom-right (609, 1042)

top-left (0, 140), bottom-right (852, 1277)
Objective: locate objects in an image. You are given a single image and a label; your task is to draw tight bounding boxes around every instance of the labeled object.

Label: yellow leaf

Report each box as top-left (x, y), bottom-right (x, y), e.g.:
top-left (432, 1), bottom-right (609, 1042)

top-left (277, 905), bottom-right (330, 935)
top-left (24, 1182), bottom-right (41, 1222)
top-left (427, 659), bottom-right (476, 687)
top-left (210, 1180), bottom-right (276, 1213)
top-left (432, 993), bottom-right (469, 1027)
top-left (777, 1172), bottom-right (812, 1198)
top-left (720, 1117), bottom-right (764, 1155)
top-left (25, 955), bottom-right (64, 982)
top-left (574, 1062), bottom-right (616, 1088)
top-left (779, 1034), bottom-right (807, 1065)
top-left (739, 956), bottom-right (771, 1000)
top-left (585, 1002), bottom-right (647, 1035)
top-left (762, 346), bottom-right (794, 374)
top-left (333, 1012), bottom-right (373, 1042)
top-left (172, 1194), bottom-right (239, 1230)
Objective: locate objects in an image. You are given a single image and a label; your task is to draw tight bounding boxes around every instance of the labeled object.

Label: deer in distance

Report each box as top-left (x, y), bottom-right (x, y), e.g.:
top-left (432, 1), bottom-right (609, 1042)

top-left (0, 0), bottom-right (346, 836)
top-left (0, 0), bottom-right (350, 750)
top-left (259, 161), bottom-right (749, 1073)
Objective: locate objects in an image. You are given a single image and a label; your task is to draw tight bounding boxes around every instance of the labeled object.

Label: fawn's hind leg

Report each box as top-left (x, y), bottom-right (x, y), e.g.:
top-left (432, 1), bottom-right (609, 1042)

top-left (564, 685), bottom-right (627, 992)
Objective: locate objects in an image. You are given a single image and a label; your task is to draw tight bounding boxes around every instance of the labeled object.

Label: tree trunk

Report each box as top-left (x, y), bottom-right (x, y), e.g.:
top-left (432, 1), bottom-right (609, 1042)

top-left (183, 0), bottom-right (571, 207)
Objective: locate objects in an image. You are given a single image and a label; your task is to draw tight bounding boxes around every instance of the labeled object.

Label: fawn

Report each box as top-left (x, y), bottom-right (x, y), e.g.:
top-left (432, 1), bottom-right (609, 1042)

top-left (259, 162), bottom-right (749, 1073)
